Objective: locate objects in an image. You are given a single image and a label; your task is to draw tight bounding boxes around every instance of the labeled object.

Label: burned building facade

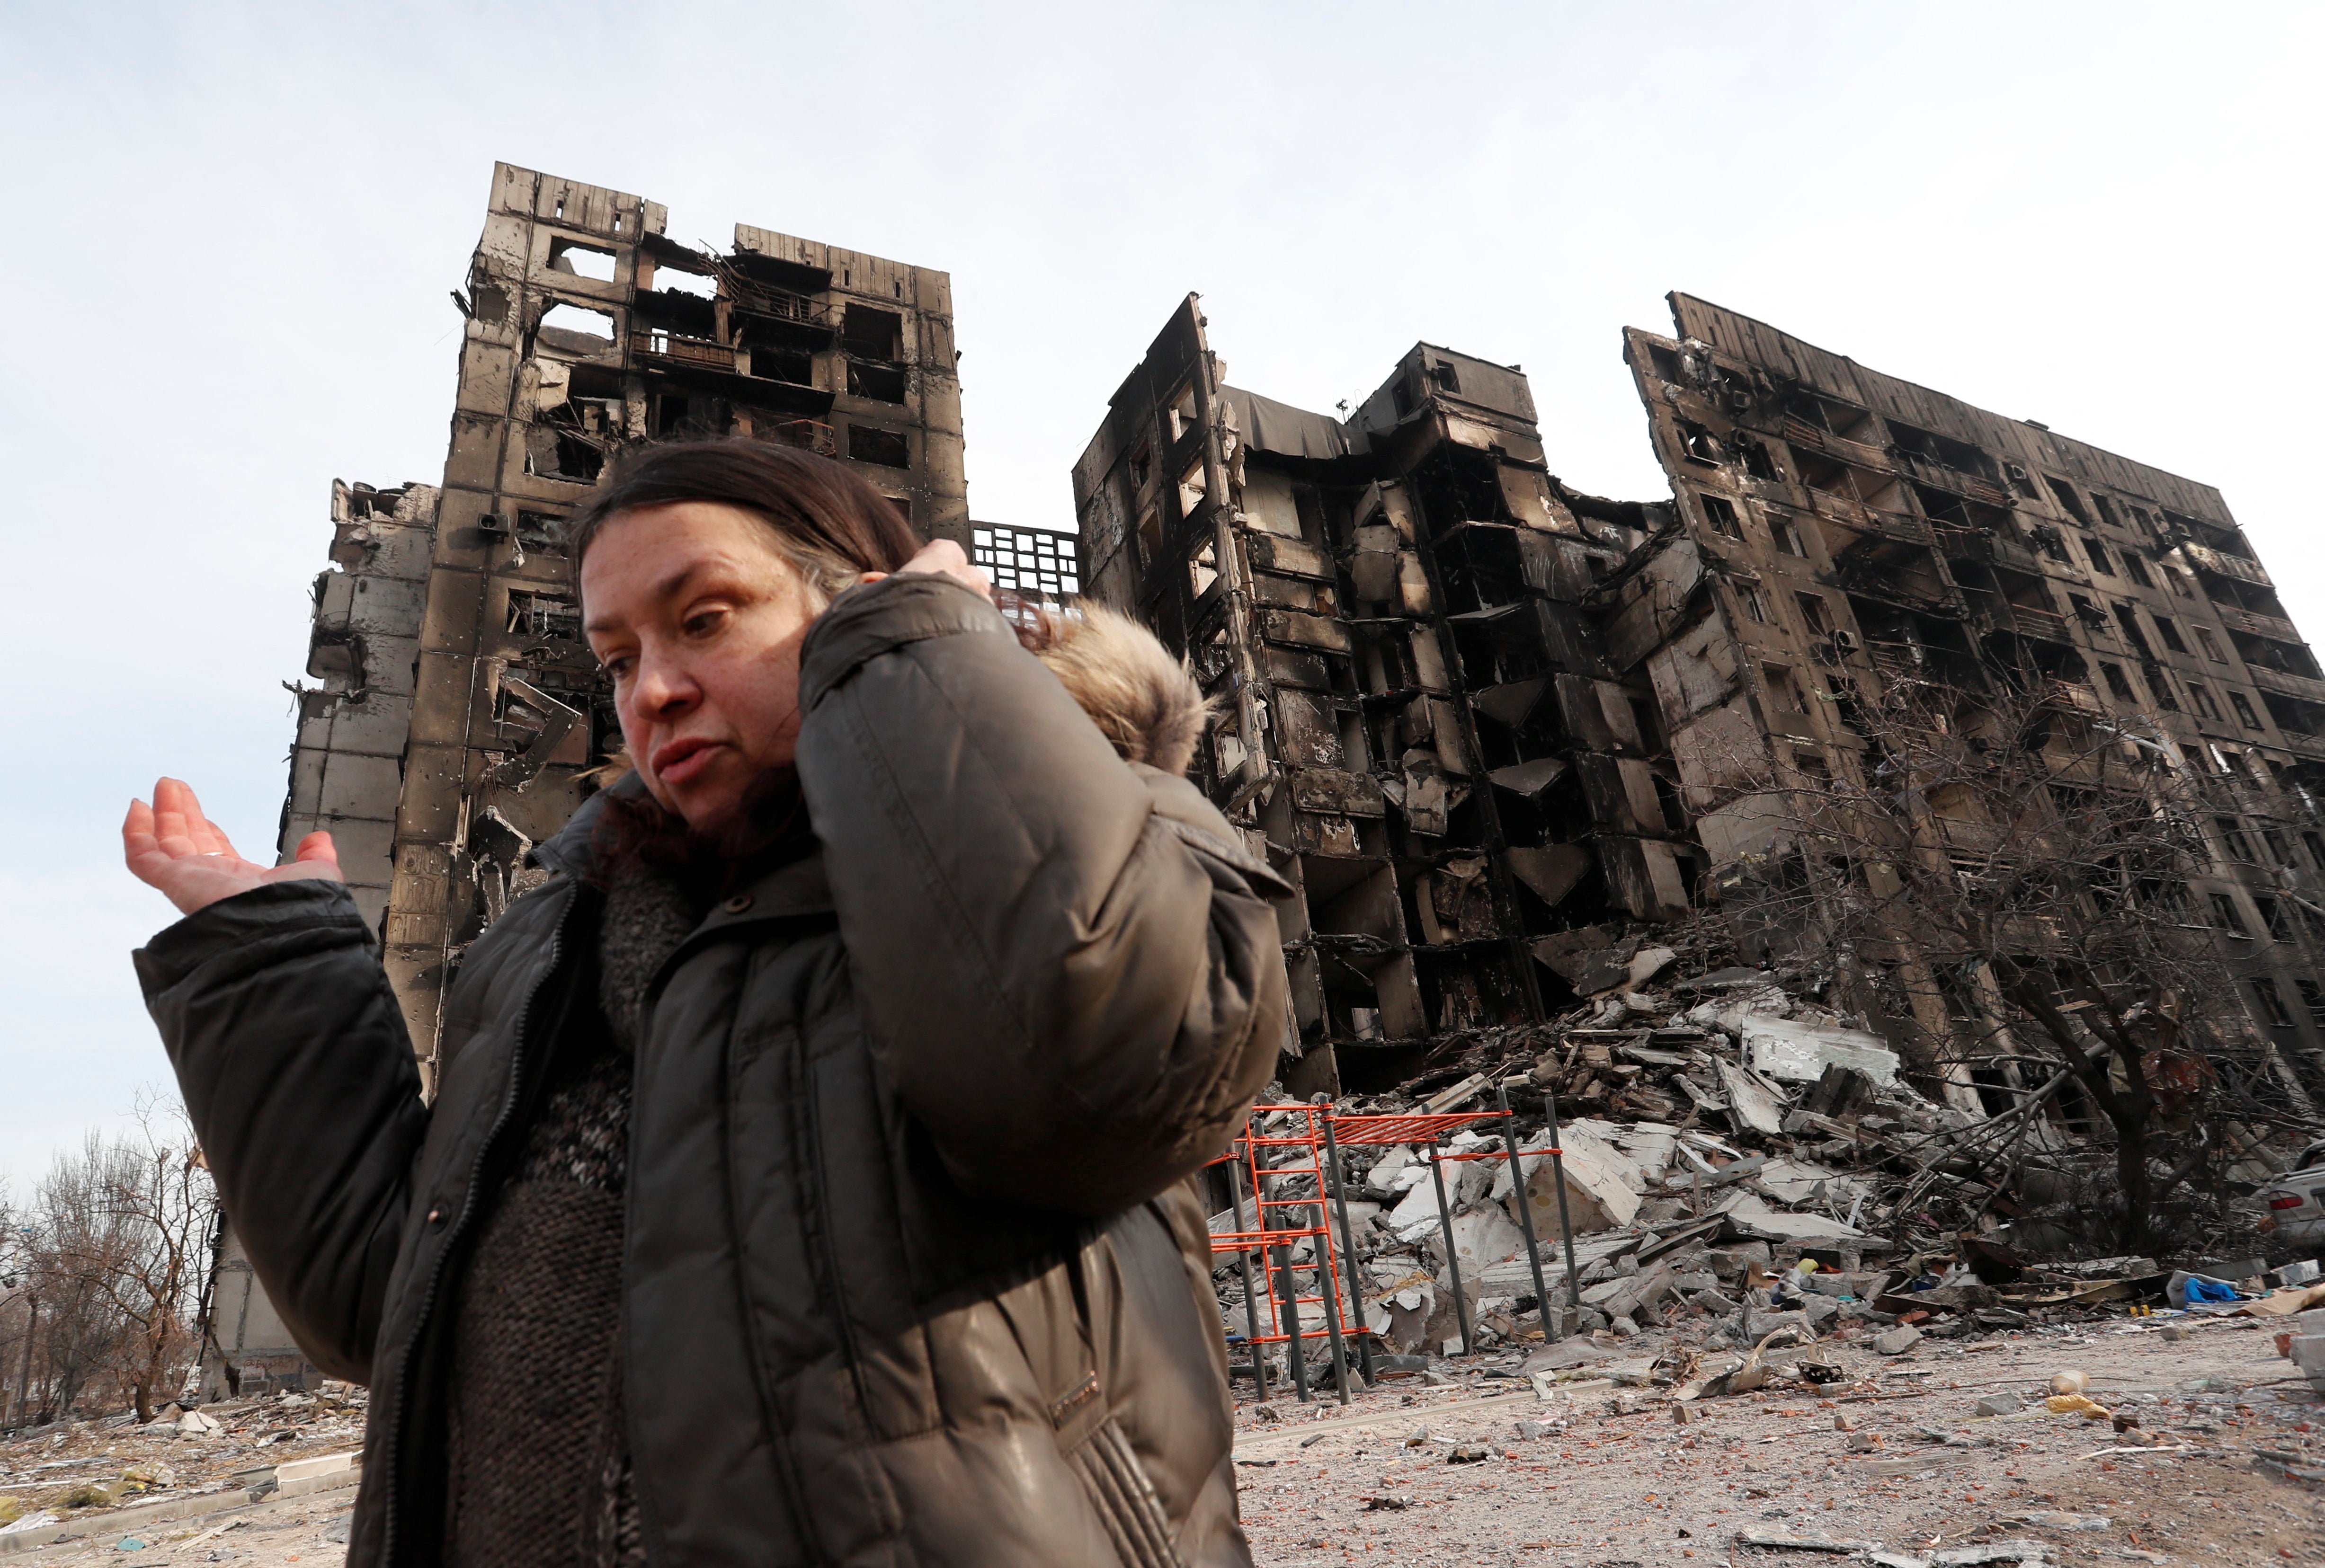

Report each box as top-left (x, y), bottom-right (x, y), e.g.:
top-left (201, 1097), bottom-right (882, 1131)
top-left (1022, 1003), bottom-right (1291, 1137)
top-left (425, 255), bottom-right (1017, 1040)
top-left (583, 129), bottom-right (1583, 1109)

top-left (1073, 297), bottom-right (1698, 1099)
top-left (1612, 294), bottom-right (2325, 1101)
top-left (280, 164), bottom-right (969, 1075)
top-left (1077, 292), bottom-right (2325, 1108)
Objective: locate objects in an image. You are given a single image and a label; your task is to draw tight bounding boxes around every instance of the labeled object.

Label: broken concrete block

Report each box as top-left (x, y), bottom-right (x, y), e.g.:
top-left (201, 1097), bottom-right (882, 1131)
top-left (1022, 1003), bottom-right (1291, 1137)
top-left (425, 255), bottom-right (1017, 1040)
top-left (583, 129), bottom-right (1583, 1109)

top-left (1502, 1123), bottom-right (1642, 1236)
top-left (1740, 1016), bottom-right (1901, 1086)
top-left (1974, 1395), bottom-right (2022, 1417)
top-left (1428, 1204), bottom-right (1526, 1277)
top-left (1874, 1325), bottom-right (1924, 1355)
top-left (1715, 1057), bottom-right (1789, 1136)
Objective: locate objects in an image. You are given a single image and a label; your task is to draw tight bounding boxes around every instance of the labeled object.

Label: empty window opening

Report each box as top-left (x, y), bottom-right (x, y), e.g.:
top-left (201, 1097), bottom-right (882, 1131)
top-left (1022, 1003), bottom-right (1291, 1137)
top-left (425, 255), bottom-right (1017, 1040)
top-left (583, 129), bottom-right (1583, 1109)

top-left (840, 304), bottom-right (903, 362)
top-left (536, 301), bottom-right (616, 352)
top-left (2195, 627), bottom-right (2227, 662)
top-left (2100, 663), bottom-right (2135, 701)
top-left (2258, 896), bottom-right (2295, 942)
top-left (1701, 494), bottom-right (1742, 538)
top-left (2044, 475), bottom-right (2092, 524)
top-left (2121, 552), bottom-right (2153, 588)
top-left (1128, 443), bottom-right (1153, 488)
top-left (2301, 979), bottom-right (2325, 1030)
top-left (2253, 976), bottom-right (2295, 1027)
top-left (2212, 893), bottom-right (2251, 936)
top-left (2186, 683), bottom-right (2223, 721)
top-left (752, 346), bottom-right (815, 386)
top-left (847, 425), bottom-right (910, 469)
top-left (1427, 359), bottom-right (1461, 394)
top-left (1676, 419), bottom-right (1721, 465)
top-left (515, 510), bottom-right (568, 555)
top-left (1187, 538), bottom-right (1218, 598)
top-left (847, 360), bottom-right (908, 402)
top-left (2082, 535), bottom-right (2112, 575)
top-left (1736, 584), bottom-right (1770, 624)
top-left (2230, 690), bottom-right (2263, 729)
top-left (1794, 592), bottom-right (1831, 633)
top-left (549, 240), bottom-right (617, 283)
top-left (507, 589), bottom-right (581, 642)
top-left (2111, 603), bottom-right (2153, 658)
top-left (1794, 750), bottom-right (1831, 782)
top-left (1176, 459), bottom-right (1208, 521)
top-left (648, 265), bottom-right (719, 300)
top-left (2152, 615), bottom-right (2188, 654)
top-left (1770, 516), bottom-right (1807, 556)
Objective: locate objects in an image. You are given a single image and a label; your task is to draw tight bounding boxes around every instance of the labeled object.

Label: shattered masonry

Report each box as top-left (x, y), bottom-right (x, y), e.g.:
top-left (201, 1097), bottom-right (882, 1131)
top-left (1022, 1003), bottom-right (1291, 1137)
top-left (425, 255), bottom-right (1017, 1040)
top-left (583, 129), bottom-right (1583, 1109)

top-left (1071, 292), bottom-right (2325, 1110)
top-left (278, 164), bottom-right (968, 1079)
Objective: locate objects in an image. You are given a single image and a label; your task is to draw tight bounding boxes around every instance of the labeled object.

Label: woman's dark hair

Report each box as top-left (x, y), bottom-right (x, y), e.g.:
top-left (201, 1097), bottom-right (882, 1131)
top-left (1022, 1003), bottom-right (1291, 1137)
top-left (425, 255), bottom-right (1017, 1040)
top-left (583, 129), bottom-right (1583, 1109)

top-left (565, 437), bottom-right (922, 599)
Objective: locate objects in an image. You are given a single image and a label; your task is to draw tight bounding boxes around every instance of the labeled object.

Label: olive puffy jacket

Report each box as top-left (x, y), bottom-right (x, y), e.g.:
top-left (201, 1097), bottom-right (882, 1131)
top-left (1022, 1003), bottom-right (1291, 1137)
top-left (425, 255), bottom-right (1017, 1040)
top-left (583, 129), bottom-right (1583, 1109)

top-left (135, 575), bottom-right (1290, 1567)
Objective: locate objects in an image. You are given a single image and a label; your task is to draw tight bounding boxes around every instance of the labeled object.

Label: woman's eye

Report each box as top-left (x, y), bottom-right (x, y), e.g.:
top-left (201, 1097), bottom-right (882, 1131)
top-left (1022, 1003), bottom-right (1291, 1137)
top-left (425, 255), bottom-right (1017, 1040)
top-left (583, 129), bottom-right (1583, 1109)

top-left (684, 609), bottom-right (726, 637)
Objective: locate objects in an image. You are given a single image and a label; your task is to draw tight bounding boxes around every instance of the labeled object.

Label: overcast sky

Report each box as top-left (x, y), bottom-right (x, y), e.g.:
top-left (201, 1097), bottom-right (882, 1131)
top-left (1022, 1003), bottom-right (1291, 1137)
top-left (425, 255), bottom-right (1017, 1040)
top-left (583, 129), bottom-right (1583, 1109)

top-left (2, 3), bottom-right (2318, 1188)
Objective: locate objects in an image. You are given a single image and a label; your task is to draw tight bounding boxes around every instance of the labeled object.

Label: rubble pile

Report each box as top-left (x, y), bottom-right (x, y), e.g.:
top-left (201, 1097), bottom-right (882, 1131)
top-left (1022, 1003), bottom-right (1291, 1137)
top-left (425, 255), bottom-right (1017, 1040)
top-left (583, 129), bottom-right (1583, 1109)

top-left (1213, 944), bottom-right (2222, 1386)
top-left (0, 1383), bottom-right (365, 1535)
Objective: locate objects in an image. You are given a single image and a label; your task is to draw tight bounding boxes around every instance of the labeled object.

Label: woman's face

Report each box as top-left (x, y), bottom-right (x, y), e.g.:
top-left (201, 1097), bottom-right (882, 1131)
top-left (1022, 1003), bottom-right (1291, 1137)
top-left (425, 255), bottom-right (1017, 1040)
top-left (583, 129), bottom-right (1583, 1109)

top-left (580, 501), bottom-right (823, 833)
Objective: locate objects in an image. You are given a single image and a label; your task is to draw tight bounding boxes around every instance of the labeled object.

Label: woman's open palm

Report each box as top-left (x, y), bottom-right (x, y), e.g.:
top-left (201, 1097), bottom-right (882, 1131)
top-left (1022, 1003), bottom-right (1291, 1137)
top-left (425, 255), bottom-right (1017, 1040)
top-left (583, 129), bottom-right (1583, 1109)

top-left (124, 777), bottom-right (343, 916)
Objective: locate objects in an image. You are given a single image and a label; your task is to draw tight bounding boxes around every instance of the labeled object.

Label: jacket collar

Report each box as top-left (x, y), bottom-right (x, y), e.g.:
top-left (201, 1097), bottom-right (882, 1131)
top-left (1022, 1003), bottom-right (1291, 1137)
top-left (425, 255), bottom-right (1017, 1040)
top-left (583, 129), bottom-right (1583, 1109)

top-left (533, 772), bottom-right (834, 922)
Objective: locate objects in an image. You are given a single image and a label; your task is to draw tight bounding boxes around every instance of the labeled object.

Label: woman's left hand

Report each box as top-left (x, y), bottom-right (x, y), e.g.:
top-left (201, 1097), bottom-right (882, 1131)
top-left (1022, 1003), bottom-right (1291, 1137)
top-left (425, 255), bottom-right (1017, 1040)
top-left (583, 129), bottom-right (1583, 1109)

top-left (861, 539), bottom-right (992, 602)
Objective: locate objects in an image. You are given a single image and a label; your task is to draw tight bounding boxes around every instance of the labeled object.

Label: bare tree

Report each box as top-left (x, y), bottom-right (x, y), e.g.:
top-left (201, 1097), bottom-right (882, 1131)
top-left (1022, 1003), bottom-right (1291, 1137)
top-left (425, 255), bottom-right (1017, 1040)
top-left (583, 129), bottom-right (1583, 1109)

top-left (28, 1100), bottom-right (218, 1422)
top-left (1692, 671), bottom-right (2321, 1253)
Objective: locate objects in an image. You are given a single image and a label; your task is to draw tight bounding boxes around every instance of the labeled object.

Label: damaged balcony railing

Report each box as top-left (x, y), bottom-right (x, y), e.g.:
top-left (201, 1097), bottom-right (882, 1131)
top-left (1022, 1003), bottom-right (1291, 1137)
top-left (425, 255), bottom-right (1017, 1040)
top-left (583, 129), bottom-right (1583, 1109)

top-left (632, 329), bottom-right (734, 368)
top-left (1210, 1083), bottom-right (1586, 1406)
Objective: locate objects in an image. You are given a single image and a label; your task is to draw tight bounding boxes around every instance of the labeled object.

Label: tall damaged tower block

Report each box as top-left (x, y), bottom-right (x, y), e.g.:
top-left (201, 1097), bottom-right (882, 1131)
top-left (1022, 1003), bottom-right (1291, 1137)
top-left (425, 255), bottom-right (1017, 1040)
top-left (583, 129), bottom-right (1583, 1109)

top-left (279, 164), bottom-right (968, 1083)
top-left (1073, 297), bottom-right (1695, 1097)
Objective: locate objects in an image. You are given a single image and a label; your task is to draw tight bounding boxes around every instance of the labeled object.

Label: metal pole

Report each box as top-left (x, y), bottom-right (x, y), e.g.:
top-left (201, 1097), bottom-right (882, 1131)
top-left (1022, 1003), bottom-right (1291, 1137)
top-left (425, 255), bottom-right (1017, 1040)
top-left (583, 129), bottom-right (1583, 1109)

top-left (1309, 1195), bottom-right (1352, 1407)
top-left (1495, 1082), bottom-right (1554, 1348)
top-left (1542, 1090), bottom-right (1583, 1342)
top-left (1319, 1116), bottom-right (1378, 1387)
top-left (1228, 1150), bottom-right (1267, 1402)
top-left (1426, 1138), bottom-right (1473, 1357)
top-left (1271, 1242), bottom-right (1311, 1402)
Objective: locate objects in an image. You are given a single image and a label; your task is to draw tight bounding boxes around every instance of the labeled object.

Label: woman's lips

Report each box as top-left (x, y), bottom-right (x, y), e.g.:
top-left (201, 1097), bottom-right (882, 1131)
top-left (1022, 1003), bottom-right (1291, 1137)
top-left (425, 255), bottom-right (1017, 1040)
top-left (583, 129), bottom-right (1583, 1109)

top-left (652, 738), bottom-right (725, 787)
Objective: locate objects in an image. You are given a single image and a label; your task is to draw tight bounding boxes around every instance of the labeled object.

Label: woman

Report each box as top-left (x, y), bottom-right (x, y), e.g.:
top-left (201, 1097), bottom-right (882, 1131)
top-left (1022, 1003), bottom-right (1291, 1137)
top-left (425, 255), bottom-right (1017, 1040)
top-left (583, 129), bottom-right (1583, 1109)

top-left (124, 439), bottom-right (1288, 1567)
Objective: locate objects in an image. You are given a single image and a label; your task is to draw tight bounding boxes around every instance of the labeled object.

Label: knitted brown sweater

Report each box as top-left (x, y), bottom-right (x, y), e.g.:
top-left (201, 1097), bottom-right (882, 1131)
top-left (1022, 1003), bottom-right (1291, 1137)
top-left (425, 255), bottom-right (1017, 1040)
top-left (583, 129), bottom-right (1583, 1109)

top-left (440, 863), bottom-right (705, 1568)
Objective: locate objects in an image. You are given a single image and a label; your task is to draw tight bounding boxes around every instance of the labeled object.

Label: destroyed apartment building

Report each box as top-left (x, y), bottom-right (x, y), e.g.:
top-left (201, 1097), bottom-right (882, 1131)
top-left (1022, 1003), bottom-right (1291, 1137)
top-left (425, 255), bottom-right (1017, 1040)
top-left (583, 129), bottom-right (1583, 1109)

top-left (1073, 293), bottom-right (2325, 1378)
top-left (1071, 292), bottom-right (2325, 1116)
top-left (279, 162), bottom-right (971, 1068)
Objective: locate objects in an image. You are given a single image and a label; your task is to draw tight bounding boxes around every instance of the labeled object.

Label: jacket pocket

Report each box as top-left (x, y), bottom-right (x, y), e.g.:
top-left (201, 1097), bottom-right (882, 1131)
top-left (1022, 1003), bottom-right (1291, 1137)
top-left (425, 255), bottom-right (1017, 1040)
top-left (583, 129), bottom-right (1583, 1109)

top-left (1055, 1376), bottom-right (1184, 1568)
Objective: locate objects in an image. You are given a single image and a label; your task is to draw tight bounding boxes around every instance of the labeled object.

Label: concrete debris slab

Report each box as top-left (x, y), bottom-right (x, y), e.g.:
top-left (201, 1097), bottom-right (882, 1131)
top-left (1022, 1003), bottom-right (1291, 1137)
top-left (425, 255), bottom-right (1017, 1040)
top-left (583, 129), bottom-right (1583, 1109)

top-left (1741, 1017), bottom-right (1902, 1087)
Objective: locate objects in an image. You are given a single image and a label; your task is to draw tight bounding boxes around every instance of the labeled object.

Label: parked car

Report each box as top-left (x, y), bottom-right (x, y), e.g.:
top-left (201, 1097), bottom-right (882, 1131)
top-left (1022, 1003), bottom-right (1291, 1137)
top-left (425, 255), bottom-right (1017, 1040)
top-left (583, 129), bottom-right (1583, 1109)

top-left (2260, 1139), bottom-right (2325, 1249)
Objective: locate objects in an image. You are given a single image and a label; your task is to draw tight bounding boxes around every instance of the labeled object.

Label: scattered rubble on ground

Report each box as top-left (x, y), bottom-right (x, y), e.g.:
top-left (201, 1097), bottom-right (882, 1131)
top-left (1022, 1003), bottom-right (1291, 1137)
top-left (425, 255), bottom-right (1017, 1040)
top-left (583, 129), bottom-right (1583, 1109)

top-left (1229, 1316), bottom-right (2325, 1565)
top-left (1211, 948), bottom-right (2281, 1391)
top-left (0, 1383), bottom-right (364, 1548)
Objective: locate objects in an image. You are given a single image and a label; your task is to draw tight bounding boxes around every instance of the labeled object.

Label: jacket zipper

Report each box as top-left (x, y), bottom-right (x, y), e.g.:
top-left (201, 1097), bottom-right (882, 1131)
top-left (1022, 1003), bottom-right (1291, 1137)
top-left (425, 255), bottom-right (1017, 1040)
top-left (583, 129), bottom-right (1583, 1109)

top-left (378, 880), bottom-right (580, 1568)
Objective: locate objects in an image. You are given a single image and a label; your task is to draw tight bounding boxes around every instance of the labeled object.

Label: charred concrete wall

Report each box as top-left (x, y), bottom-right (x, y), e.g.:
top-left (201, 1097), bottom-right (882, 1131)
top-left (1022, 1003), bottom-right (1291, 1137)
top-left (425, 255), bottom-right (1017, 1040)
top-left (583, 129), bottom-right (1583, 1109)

top-left (1081, 291), bottom-right (2325, 1106)
top-left (282, 163), bottom-right (969, 1080)
top-left (1072, 296), bottom-right (1693, 1098)
top-left (1616, 292), bottom-right (2325, 1098)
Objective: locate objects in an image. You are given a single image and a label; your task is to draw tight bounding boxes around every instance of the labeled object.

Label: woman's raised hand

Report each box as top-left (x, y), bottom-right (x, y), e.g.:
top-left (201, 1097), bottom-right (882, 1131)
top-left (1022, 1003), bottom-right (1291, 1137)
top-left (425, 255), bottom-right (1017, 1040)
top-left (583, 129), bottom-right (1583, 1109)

top-left (860, 538), bottom-right (993, 602)
top-left (124, 777), bottom-right (343, 917)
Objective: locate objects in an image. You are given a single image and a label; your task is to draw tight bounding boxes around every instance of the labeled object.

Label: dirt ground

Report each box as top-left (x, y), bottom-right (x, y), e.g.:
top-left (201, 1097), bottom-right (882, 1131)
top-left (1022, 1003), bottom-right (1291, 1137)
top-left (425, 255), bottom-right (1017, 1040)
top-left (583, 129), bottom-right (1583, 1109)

top-left (1230, 1315), bottom-right (2325, 1567)
top-left (8, 1319), bottom-right (2322, 1566)
top-left (4, 1485), bottom-right (353, 1567)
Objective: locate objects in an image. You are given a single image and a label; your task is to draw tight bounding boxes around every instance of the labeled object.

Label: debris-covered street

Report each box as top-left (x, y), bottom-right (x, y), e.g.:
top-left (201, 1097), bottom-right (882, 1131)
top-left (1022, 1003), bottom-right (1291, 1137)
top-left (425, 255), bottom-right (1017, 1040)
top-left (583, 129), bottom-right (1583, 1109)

top-left (1230, 1317), bottom-right (2325, 1566)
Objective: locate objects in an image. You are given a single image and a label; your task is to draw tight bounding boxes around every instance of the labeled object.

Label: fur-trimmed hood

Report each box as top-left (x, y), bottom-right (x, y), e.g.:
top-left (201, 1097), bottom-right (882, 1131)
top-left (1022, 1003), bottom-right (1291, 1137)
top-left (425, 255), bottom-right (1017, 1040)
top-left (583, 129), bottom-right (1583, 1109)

top-left (1016, 603), bottom-right (1211, 777)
